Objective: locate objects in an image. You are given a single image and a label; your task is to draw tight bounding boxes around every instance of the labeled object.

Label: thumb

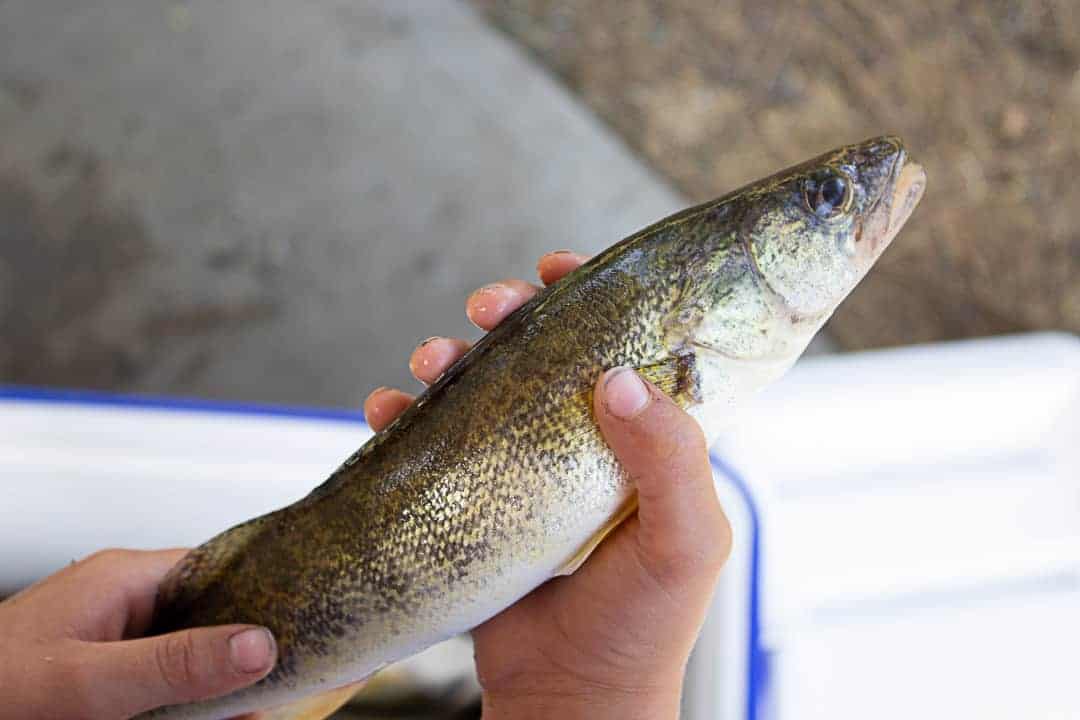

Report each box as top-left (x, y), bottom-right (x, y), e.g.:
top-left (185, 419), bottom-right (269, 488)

top-left (594, 367), bottom-right (732, 586)
top-left (83, 624), bottom-right (276, 717)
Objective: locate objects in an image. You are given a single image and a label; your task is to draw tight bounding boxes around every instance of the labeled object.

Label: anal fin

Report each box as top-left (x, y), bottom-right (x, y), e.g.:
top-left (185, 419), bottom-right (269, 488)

top-left (556, 496), bottom-right (638, 576)
top-left (239, 681), bottom-right (364, 720)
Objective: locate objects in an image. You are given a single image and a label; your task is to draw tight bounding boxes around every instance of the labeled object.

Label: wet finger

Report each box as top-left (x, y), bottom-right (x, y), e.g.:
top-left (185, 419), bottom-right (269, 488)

top-left (90, 625), bottom-right (276, 716)
top-left (537, 250), bottom-right (590, 286)
top-left (409, 337), bottom-right (472, 385)
top-left (363, 388), bottom-right (415, 432)
top-left (593, 368), bottom-right (731, 586)
top-left (465, 279), bottom-right (539, 331)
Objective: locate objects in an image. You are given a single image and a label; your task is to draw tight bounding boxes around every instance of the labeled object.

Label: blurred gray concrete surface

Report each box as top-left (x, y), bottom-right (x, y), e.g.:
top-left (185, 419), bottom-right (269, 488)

top-left (0, 1), bottom-right (684, 408)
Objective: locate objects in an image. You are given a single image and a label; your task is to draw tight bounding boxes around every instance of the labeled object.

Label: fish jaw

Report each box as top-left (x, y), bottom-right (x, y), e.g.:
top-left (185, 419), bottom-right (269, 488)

top-left (853, 147), bottom-right (926, 271)
top-left (886, 159), bottom-right (926, 245)
top-left (683, 141), bottom-right (926, 447)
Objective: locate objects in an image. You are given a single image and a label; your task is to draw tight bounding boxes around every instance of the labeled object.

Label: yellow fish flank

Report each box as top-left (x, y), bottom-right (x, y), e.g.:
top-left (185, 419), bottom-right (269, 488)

top-left (141, 137), bottom-right (925, 720)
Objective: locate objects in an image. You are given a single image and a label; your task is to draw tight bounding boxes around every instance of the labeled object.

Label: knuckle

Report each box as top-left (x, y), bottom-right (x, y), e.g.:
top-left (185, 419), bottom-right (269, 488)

top-left (687, 502), bottom-right (734, 577)
top-left (640, 508), bottom-right (732, 586)
top-left (690, 530), bottom-right (732, 581)
top-left (156, 632), bottom-right (203, 695)
top-left (82, 548), bottom-right (130, 567)
top-left (708, 508), bottom-right (735, 569)
top-left (647, 545), bottom-right (708, 587)
top-left (645, 410), bottom-right (707, 465)
top-left (646, 546), bottom-right (716, 590)
top-left (672, 418), bottom-right (708, 458)
top-left (650, 432), bottom-right (683, 466)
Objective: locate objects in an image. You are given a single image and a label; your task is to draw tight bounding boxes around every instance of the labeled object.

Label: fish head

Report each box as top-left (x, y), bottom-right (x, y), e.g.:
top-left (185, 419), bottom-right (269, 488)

top-left (667, 137), bottom-right (924, 432)
top-left (741, 134), bottom-right (925, 321)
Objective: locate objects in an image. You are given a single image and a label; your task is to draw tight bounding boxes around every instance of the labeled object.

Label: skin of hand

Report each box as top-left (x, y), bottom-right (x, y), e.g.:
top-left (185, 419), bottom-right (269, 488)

top-left (365, 251), bottom-right (733, 720)
top-left (0, 548), bottom-right (276, 720)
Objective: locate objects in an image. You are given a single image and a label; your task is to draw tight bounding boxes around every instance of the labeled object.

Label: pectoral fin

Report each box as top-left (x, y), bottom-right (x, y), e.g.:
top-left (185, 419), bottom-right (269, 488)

top-left (632, 353), bottom-right (699, 408)
top-left (556, 496), bottom-right (638, 576)
top-left (555, 354), bottom-right (696, 578)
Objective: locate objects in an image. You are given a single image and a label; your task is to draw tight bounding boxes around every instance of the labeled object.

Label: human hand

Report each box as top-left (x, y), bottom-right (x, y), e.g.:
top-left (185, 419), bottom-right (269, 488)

top-left (364, 251), bottom-right (733, 720)
top-left (0, 548), bottom-right (277, 720)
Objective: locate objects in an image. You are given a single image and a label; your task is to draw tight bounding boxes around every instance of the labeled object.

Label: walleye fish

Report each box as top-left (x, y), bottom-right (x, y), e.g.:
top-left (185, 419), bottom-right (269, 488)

top-left (143, 136), bottom-right (925, 719)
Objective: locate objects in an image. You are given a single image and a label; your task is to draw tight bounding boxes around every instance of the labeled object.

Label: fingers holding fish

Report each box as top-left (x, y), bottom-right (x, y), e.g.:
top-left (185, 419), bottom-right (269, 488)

top-left (536, 250), bottom-right (590, 286)
top-left (409, 336), bottom-right (472, 385)
top-left (593, 368), bottom-right (732, 589)
top-left (363, 387), bottom-right (415, 432)
top-left (400, 252), bottom-right (591, 409)
top-left (380, 252), bottom-right (590, 427)
top-left (465, 279), bottom-right (540, 330)
top-left (464, 250), bottom-right (589, 330)
top-left (86, 624), bottom-right (276, 718)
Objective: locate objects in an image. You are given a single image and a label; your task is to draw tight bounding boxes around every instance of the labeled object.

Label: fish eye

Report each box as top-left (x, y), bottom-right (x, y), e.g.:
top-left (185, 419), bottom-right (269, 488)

top-left (804, 170), bottom-right (852, 219)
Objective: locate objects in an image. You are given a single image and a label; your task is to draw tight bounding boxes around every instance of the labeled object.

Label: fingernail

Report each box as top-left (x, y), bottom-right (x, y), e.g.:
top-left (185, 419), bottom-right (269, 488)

top-left (550, 249), bottom-right (574, 255)
top-left (419, 336), bottom-right (440, 347)
top-left (229, 627), bottom-right (275, 674)
top-left (409, 348), bottom-right (428, 373)
top-left (603, 367), bottom-right (650, 419)
top-left (368, 386), bottom-right (392, 399)
top-left (469, 285), bottom-right (504, 320)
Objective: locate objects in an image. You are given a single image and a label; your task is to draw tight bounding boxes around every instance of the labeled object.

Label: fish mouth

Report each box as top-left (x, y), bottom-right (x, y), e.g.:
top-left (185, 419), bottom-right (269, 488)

top-left (889, 155), bottom-right (925, 228)
top-left (861, 148), bottom-right (925, 257)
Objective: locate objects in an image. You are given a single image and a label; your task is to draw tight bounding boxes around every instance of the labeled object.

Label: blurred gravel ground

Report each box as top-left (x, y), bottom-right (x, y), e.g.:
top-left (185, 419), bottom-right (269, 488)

top-left (472, 0), bottom-right (1080, 348)
top-left (0, 1), bottom-right (681, 403)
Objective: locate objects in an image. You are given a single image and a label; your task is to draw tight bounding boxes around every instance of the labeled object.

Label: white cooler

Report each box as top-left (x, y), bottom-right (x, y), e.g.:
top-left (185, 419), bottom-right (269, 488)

top-left (689, 332), bottom-right (1080, 720)
top-left (0, 378), bottom-right (758, 718)
top-left (3, 332), bottom-right (1077, 719)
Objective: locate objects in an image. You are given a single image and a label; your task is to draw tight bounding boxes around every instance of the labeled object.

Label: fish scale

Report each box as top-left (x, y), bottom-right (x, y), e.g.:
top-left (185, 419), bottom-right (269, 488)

top-left (140, 136), bottom-right (924, 719)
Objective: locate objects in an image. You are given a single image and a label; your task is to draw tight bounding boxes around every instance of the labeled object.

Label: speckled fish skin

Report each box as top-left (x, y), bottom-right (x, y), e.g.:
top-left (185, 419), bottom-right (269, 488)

top-left (141, 136), bottom-right (924, 720)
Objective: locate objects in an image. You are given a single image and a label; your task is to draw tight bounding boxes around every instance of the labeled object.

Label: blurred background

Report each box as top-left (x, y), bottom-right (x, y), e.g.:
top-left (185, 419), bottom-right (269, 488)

top-left (5, 0), bottom-right (1079, 403)
top-left (1, 2), bottom-right (1078, 719)
top-left (478, 0), bottom-right (1080, 348)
